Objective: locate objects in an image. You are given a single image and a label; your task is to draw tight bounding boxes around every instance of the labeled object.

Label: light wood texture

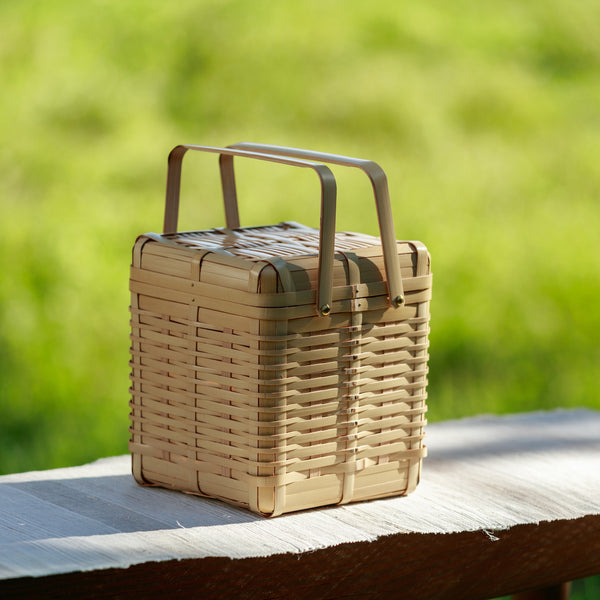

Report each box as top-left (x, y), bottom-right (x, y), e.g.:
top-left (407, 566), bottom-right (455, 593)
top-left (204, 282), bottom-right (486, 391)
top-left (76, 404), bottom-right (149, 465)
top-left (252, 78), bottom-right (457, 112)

top-left (1, 409), bottom-right (599, 600)
top-left (129, 144), bottom-right (432, 516)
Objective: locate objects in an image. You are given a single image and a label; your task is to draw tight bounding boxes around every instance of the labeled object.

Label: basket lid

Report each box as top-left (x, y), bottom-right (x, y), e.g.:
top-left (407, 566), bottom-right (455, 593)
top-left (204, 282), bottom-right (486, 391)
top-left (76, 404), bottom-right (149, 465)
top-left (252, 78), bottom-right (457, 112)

top-left (162, 222), bottom-right (382, 261)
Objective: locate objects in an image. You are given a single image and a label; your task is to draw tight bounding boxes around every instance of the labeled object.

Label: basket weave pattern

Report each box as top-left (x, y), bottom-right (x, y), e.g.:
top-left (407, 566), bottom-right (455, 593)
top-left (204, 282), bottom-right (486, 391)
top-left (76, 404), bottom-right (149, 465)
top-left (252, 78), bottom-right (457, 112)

top-left (129, 145), bottom-right (432, 517)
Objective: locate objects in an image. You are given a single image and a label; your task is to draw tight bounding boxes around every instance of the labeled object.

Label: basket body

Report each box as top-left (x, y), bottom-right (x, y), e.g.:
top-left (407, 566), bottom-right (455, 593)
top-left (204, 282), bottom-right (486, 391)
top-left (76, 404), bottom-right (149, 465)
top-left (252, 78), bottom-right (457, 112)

top-left (129, 223), bottom-right (431, 516)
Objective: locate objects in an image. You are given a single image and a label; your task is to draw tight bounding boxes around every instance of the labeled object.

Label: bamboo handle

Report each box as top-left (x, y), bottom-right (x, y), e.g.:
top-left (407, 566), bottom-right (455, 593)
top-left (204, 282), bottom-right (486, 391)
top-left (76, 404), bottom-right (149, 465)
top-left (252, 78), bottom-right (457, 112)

top-left (164, 144), bottom-right (337, 315)
top-left (228, 142), bottom-right (405, 308)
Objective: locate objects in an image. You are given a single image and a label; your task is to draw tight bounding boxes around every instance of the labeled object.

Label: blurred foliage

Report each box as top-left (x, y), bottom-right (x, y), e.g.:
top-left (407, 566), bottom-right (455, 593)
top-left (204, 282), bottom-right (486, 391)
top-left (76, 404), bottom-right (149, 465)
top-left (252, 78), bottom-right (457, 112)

top-left (498, 576), bottom-right (600, 600)
top-left (1, 0), bottom-right (599, 479)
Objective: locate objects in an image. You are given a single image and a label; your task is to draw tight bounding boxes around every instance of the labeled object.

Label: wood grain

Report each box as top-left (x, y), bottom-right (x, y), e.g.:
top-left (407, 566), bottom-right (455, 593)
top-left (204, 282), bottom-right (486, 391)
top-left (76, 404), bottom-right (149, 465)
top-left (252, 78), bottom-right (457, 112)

top-left (2, 515), bottom-right (598, 599)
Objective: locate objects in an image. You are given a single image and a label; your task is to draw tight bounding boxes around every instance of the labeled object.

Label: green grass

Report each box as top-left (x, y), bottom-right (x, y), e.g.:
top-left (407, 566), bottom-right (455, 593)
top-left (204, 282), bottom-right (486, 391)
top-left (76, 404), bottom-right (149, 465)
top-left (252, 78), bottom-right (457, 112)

top-left (1, 0), bottom-right (599, 473)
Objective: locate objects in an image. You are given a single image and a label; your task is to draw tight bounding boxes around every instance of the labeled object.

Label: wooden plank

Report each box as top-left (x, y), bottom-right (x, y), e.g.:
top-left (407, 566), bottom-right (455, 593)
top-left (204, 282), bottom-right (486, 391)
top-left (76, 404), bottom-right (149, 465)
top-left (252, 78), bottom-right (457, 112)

top-left (1, 515), bottom-right (597, 599)
top-left (0, 409), bottom-right (599, 597)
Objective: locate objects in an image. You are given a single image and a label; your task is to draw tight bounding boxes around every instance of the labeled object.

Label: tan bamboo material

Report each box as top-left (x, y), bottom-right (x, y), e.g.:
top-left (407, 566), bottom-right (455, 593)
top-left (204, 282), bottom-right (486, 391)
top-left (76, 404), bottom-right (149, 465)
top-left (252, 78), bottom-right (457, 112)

top-left (129, 144), bottom-right (432, 517)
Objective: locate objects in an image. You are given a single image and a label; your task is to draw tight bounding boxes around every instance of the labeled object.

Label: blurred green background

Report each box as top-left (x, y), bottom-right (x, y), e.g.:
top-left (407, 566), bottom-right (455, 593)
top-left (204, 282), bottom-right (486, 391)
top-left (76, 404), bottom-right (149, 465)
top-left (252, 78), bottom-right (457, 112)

top-left (2, 0), bottom-right (599, 469)
top-left (1, 0), bottom-right (599, 596)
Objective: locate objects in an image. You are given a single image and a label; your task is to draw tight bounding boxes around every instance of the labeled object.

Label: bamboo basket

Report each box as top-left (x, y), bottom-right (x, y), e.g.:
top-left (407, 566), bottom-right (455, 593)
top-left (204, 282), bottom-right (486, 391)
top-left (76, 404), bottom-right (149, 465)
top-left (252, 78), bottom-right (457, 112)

top-left (129, 143), bottom-right (432, 517)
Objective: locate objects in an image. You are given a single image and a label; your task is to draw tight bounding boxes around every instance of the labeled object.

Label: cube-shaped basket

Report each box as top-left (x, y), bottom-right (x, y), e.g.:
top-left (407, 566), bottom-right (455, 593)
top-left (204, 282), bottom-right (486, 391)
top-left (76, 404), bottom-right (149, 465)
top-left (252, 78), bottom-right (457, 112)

top-left (129, 143), bottom-right (432, 516)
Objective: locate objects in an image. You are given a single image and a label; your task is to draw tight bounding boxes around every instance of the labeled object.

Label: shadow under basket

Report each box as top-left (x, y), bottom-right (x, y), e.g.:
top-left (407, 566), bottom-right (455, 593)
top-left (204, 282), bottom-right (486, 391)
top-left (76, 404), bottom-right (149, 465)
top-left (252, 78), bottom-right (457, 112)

top-left (129, 143), bottom-right (432, 517)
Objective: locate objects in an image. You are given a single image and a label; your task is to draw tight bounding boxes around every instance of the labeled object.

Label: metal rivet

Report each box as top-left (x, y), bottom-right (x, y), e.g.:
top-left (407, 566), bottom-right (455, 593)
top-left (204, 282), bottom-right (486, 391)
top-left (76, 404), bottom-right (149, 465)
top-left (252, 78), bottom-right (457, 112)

top-left (320, 304), bottom-right (331, 316)
top-left (394, 295), bottom-right (405, 307)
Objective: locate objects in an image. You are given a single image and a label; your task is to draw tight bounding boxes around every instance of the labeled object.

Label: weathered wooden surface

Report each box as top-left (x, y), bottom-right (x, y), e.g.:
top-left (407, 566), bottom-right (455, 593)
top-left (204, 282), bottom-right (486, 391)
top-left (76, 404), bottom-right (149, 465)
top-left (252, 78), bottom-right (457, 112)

top-left (1, 409), bottom-right (599, 599)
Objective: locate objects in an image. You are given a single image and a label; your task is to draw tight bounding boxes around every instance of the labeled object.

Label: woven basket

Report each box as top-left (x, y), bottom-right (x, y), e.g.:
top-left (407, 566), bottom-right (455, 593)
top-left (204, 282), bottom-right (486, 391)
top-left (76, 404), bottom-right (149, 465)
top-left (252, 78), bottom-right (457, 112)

top-left (129, 143), bottom-right (432, 517)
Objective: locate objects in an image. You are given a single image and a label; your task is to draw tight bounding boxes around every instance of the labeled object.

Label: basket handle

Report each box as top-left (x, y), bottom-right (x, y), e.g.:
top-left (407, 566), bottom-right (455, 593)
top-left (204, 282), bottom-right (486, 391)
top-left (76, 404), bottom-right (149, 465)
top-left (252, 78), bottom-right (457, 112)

top-left (164, 144), bottom-right (338, 315)
top-left (228, 142), bottom-right (405, 308)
